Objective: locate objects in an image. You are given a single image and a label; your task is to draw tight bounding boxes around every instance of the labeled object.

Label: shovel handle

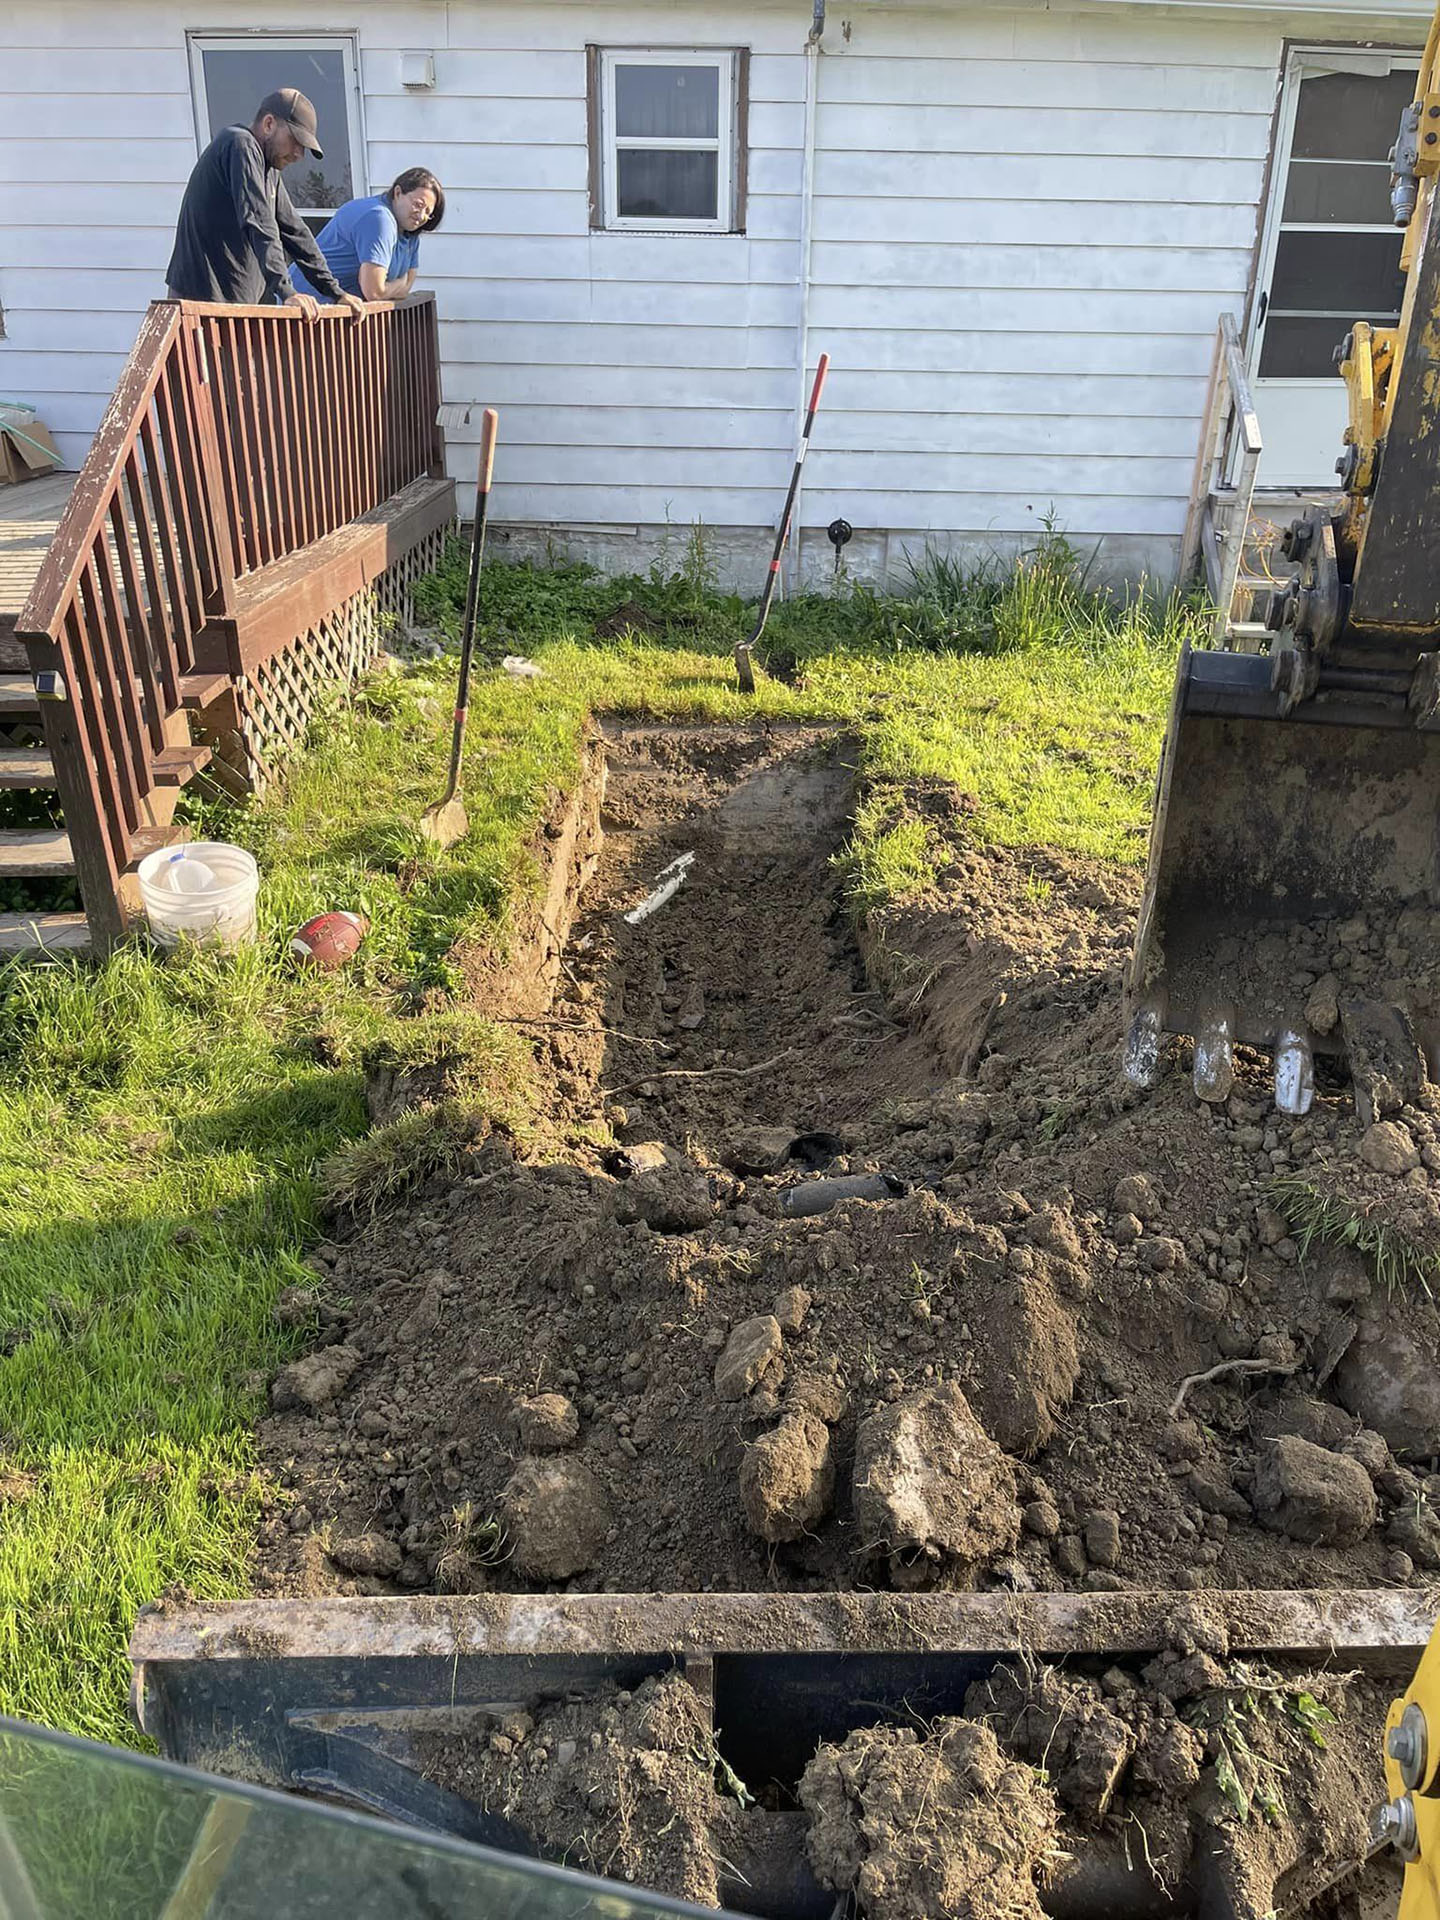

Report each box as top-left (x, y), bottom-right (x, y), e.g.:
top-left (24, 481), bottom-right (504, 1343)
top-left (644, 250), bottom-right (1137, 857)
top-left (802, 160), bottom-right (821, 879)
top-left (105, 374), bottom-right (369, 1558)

top-left (476, 407), bottom-right (499, 499)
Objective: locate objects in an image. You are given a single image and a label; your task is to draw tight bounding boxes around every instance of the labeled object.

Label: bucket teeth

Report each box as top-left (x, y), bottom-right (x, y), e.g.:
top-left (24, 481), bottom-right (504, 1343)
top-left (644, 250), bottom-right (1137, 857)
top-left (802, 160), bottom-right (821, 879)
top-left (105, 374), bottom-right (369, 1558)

top-left (1273, 1029), bottom-right (1315, 1118)
top-left (1122, 999), bottom-right (1165, 1090)
top-left (1193, 1007), bottom-right (1235, 1105)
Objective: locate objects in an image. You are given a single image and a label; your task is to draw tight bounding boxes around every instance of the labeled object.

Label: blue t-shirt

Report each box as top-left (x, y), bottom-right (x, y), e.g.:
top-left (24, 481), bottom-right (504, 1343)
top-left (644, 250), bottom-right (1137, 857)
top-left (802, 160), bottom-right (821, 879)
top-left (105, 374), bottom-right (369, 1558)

top-left (291, 193), bottom-right (420, 297)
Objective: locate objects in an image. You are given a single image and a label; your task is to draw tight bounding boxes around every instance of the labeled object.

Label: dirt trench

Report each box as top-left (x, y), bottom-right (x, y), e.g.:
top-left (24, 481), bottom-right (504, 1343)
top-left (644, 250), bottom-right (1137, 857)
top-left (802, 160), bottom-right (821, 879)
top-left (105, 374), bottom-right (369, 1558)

top-left (253, 722), bottom-right (1440, 1917)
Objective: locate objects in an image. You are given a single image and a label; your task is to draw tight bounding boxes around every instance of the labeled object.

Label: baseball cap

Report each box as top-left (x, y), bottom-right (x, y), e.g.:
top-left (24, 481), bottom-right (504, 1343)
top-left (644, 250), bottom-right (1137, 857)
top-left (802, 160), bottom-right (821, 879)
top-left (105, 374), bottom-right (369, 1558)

top-left (256, 87), bottom-right (324, 158)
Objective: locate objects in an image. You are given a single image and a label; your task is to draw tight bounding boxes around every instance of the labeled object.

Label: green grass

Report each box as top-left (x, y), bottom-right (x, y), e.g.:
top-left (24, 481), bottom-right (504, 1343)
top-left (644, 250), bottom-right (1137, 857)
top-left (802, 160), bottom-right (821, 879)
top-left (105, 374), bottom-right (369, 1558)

top-left (0, 530), bottom-right (1190, 1743)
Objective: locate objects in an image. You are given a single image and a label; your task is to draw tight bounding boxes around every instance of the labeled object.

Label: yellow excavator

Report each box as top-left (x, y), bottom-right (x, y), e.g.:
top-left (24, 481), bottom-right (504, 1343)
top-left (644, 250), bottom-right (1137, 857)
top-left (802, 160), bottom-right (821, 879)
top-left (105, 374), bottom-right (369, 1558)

top-left (1126, 13), bottom-right (1440, 1121)
top-left (1385, 1626), bottom-right (1440, 1918)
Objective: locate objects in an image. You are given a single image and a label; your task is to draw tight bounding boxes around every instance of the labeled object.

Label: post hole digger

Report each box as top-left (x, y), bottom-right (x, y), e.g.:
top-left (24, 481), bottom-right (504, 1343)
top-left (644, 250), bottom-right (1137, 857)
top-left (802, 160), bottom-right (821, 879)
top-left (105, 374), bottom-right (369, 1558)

top-left (420, 406), bottom-right (499, 848)
top-left (735, 353), bottom-right (829, 694)
top-left (1127, 13), bottom-right (1440, 1120)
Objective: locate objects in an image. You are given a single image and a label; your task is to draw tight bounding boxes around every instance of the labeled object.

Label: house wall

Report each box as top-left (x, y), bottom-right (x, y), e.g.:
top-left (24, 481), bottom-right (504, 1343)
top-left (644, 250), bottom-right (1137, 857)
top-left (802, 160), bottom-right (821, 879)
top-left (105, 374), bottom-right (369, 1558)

top-left (0, 0), bottom-right (1430, 588)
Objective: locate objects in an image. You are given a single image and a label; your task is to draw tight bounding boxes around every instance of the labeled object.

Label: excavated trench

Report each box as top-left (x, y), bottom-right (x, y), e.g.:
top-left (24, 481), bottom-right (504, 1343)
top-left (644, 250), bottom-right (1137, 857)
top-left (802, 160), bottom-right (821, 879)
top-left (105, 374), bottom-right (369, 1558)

top-left (237, 722), bottom-right (1440, 1917)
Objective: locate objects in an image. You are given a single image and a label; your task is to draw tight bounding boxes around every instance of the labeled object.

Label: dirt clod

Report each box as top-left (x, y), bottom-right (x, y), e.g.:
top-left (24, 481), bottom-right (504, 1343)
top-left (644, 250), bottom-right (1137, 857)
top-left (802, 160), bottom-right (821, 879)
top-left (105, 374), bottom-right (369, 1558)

top-left (1252, 1435), bottom-right (1376, 1547)
top-left (511, 1392), bottom-right (580, 1453)
top-left (327, 1531), bottom-right (401, 1577)
top-left (800, 1718), bottom-right (1057, 1920)
top-left (740, 1409), bottom-right (834, 1542)
top-left (1361, 1121), bottom-right (1420, 1176)
top-left (500, 1455), bottom-right (611, 1579)
top-left (269, 1343), bottom-right (360, 1412)
top-left (1334, 1308), bottom-right (1440, 1458)
top-left (852, 1382), bottom-right (1019, 1587)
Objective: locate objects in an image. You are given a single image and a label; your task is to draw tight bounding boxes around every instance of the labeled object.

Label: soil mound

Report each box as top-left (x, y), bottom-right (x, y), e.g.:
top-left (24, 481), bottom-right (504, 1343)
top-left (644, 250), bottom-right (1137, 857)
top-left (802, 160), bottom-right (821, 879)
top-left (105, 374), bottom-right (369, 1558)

top-left (258, 730), bottom-right (1440, 1602)
top-left (251, 725), bottom-right (1431, 1913)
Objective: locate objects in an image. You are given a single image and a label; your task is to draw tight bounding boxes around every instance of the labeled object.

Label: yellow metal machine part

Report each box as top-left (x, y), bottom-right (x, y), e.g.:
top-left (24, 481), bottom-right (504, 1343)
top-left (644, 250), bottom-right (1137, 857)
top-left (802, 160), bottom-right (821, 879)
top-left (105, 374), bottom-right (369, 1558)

top-left (1385, 1622), bottom-right (1440, 1918)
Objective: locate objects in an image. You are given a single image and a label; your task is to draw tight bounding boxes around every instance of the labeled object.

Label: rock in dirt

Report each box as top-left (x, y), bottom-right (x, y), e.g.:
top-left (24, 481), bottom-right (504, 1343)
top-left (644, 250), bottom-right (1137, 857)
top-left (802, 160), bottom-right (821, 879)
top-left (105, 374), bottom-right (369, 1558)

top-left (714, 1314), bottom-right (785, 1401)
top-left (327, 1532), bottom-right (402, 1578)
top-left (1304, 973), bottom-right (1340, 1036)
top-left (1083, 1508), bottom-right (1122, 1570)
top-left (270, 1343), bottom-right (361, 1413)
top-left (511, 1392), bottom-right (580, 1453)
top-left (967, 1663), bottom-right (1136, 1819)
top-left (852, 1382), bottom-right (1020, 1587)
top-left (720, 1126), bottom-right (796, 1174)
top-left (772, 1285), bottom-right (812, 1334)
top-left (500, 1456), bottom-right (612, 1579)
top-left (1361, 1121), bottom-right (1421, 1176)
top-left (800, 1717), bottom-right (1057, 1920)
top-left (614, 1145), bottom-right (713, 1233)
top-left (1023, 1498), bottom-right (1061, 1539)
top-left (1388, 1505), bottom-right (1440, 1571)
top-left (1252, 1435), bottom-right (1376, 1548)
top-left (740, 1410), bottom-right (834, 1543)
top-left (1113, 1173), bottom-right (1161, 1220)
top-left (1334, 1309), bottom-right (1440, 1458)
top-left (787, 1368), bottom-right (848, 1425)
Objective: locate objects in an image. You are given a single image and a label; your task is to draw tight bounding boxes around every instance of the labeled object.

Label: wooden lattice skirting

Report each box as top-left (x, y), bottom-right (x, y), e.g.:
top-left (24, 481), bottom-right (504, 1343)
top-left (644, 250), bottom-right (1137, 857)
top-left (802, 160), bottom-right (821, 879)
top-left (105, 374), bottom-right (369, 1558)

top-left (209, 525), bottom-right (449, 798)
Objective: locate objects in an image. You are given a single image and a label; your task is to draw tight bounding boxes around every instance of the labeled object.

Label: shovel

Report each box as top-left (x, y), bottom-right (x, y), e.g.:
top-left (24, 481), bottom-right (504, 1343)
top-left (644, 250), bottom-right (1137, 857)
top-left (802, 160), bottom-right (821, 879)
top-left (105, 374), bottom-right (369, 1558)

top-left (420, 406), bottom-right (499, 847)
top-left (736, 353), bottom-right (828, 694)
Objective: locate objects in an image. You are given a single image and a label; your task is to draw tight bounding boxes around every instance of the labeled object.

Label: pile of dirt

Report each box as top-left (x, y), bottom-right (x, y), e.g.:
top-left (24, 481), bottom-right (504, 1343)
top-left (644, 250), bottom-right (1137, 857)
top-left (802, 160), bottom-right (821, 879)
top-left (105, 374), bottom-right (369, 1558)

top-left (256, 733), bottom-right (1440, 1601)
top-left (414, 1673), bottom-right (748, 1907)
top-left (250, 722), bottom-right (1434, 1911)
top-left (406, 1647), bottom-right (1388, 1918)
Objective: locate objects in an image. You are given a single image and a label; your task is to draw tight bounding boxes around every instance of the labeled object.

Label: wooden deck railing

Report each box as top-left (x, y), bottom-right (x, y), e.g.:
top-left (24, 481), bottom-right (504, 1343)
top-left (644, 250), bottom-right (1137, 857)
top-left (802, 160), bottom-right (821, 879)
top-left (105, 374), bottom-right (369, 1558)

top-left (16, 295), bottom-right (446, 945)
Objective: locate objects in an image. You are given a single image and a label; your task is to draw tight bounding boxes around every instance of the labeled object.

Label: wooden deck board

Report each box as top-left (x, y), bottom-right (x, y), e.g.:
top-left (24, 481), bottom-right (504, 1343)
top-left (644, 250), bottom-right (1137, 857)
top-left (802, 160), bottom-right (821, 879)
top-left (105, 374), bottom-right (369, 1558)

top-left (0, 472), bottom-right (76, 667)
top-left (0, 911), bottom-right (89, 955)
top-left (0, 830), bottom-right (73, 876)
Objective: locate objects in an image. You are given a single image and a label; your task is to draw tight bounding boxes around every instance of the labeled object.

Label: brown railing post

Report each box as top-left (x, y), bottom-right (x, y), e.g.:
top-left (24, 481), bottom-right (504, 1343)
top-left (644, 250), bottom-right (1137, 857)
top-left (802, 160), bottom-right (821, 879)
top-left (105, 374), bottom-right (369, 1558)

top-left (422, 299), bottom-right (446, 477)
top-left (25, 633), bottom-right (127, 950)
top-left (179, 313), bottom-right (239, 616)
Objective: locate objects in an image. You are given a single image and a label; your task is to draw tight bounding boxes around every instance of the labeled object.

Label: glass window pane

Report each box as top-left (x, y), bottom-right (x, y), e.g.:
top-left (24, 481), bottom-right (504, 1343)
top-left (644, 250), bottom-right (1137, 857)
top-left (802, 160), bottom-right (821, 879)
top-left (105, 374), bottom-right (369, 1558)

top-left (615, 64), bottom-right (720, 139)
top-left (1269, 229), bottom-right (1405, 314)
top-left (617, 148), bottom-right (719, 220)
top-left (0, 1719), bottom-right (706, 1918)
top-left (1259, 313), bottom-right (1391, 377)
top-left (1281, 159), bottom-right (1394, 225)
top-left (1291, 67), bottom-right (1417, 162)
top-left (199, 46), bottom-right (354, 206)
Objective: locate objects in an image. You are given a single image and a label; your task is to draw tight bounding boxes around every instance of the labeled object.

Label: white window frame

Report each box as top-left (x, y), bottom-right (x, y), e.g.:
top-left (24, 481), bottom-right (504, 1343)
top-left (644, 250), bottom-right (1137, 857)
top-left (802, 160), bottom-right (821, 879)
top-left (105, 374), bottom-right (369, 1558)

top-left (1246, 45), bottom-right (1419, 386)
top-left (598, 47), bottom-right (739, 234)
top-left (185, 32), bottom-right (368, 226)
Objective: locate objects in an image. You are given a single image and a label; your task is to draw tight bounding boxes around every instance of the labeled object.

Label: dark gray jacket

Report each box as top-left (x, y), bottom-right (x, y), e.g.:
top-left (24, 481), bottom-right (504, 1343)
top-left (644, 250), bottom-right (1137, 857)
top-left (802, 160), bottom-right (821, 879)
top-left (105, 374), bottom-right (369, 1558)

top-left (166, 126), bottom-right (345, 304)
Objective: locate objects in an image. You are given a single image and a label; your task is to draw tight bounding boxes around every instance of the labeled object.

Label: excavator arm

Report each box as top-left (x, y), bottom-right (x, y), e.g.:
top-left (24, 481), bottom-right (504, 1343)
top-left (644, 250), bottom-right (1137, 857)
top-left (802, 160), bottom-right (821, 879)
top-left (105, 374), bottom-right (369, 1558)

top-left (1126, 10), bottom-right (1440, 1115)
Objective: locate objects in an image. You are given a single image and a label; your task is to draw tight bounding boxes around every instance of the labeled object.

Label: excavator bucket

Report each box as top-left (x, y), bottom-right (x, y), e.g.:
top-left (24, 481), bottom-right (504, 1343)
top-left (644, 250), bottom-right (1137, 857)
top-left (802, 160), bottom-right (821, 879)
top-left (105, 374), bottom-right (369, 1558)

top-left (1125, 643), bottom-right (1440, 1109)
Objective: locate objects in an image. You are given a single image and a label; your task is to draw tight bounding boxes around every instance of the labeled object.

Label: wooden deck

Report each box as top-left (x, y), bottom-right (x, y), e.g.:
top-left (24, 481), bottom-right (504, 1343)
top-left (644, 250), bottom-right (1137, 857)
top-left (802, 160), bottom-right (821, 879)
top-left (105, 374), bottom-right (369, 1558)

top-left (0, 472), bottom-right (76, 668)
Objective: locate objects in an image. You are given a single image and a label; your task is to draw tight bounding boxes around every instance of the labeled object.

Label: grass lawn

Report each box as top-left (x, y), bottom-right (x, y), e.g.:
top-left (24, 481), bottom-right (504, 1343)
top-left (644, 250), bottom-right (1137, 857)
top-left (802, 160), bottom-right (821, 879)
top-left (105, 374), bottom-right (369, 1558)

top-left (0, 535), bottom-right (1194, 1741)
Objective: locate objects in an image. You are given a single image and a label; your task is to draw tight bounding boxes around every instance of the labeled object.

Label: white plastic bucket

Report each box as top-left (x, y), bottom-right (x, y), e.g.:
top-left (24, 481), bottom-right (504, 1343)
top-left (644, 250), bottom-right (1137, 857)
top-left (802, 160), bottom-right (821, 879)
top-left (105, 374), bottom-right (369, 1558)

top-left (136, 841), bottom-right (259, 951)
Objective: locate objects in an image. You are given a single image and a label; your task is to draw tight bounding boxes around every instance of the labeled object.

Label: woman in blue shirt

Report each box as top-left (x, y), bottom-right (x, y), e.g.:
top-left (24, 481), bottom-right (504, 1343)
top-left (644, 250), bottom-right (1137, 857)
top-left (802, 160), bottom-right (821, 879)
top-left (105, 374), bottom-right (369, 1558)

top-left (292, 167), bottom-right (445, 303)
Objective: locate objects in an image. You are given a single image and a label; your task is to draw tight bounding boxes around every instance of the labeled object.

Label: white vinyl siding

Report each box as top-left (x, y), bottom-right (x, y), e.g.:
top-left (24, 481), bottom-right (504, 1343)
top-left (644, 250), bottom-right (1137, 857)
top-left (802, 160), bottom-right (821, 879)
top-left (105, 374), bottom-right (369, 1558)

top-left (0, 0), bottom-right (1432, 572)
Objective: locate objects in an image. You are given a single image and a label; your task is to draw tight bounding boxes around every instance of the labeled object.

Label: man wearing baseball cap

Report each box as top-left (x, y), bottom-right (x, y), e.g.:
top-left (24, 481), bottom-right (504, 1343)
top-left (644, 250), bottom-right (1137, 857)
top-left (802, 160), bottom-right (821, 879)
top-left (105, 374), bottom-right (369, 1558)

top-left (166, 90), bottom-right (365, 320)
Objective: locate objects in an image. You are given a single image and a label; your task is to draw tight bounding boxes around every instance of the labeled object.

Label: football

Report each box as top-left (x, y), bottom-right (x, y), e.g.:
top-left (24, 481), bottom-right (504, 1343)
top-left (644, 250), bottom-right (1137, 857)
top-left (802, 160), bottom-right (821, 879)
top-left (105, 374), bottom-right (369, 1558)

top-left (290, 910), bottom-right (369, 970)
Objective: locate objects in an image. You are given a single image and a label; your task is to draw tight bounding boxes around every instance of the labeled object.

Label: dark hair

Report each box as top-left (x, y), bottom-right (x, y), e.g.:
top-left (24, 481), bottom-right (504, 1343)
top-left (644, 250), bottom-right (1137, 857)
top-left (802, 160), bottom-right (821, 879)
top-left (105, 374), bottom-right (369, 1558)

top-left (390, 167), bottom-right (445, 233)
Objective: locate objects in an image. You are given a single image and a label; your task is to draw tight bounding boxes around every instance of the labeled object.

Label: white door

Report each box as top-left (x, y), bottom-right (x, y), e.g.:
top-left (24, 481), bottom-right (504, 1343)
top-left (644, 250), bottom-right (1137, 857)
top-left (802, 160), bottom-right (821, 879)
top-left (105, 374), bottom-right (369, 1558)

top-left (1250, 52), bottom-right (1416, 487)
